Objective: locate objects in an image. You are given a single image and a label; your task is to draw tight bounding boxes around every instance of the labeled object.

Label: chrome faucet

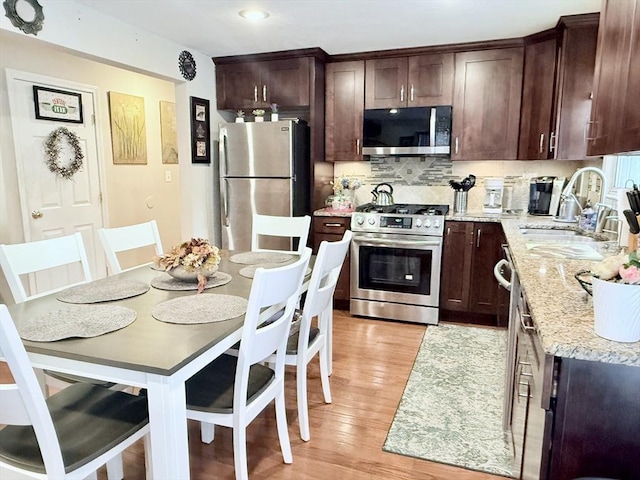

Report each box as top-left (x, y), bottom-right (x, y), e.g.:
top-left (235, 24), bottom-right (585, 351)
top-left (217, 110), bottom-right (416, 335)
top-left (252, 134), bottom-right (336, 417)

top-left (561, 167), bottom-right (609, 232)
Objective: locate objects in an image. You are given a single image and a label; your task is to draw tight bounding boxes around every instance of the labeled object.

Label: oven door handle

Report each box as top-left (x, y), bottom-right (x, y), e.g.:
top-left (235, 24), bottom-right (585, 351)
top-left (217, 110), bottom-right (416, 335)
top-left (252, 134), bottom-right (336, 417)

top-left (354, 238), bottom-right (442, 247)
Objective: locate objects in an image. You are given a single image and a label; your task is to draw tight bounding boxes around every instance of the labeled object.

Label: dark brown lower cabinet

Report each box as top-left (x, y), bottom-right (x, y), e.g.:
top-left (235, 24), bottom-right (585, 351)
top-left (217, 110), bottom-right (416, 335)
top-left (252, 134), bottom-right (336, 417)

top-left (440, 221), bottom-right (505, 325)
top-left (544, 358), bottom-right (640, 480)
top-left (312, 216), bottom-right (350, 306)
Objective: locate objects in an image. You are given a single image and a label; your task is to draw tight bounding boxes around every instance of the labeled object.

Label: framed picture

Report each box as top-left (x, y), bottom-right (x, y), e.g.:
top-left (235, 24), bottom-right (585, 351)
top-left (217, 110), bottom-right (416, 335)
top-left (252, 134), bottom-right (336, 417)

top-left (190, 96), bottom-right (210, 164)
top-left (108, 92), bottom-right (148, 164)
top-left (33, 86), bottom-right (83, 124)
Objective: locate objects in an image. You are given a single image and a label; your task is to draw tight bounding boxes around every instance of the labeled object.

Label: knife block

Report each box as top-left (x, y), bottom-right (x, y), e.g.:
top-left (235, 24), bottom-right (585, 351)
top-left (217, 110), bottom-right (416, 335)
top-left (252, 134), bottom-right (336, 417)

top-left (629, 214), bottom-right (640, 252)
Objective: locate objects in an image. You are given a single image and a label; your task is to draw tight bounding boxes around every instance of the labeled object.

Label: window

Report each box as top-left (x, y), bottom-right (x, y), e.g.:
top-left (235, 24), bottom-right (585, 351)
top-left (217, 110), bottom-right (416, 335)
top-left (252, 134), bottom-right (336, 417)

top-left (603, 155), bottom-right (640, 189)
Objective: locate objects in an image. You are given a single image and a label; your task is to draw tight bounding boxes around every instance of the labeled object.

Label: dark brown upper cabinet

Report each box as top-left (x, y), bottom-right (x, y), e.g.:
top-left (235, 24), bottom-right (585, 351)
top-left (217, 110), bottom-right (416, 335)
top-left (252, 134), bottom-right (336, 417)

top-left (588, 0), bottom-right (640, 156)
top-left (551, 16), bottom-right (599, 160)
top-left (325, 61), bottom-right (365, 162)
top-left (518, 14), bottom-right (599, 161)
top-left (452, 47), bottom-right (524, 160)
top-left (364, 54), bottom-right (454, 109)
top-left (518, 38), bottom-right (557, 160)
top-left (215, 57), bottom-right (310, 110)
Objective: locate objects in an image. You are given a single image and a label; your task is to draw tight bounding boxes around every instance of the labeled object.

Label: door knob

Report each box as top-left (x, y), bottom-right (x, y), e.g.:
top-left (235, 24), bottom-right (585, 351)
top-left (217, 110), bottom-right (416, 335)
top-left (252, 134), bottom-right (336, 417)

top-left (31, 210), bottom-right (43, 219)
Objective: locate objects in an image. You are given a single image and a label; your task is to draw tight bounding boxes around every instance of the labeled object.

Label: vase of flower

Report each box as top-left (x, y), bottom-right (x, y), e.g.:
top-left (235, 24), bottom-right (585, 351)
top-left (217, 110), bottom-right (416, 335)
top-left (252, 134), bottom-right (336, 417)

top-left (592, 277), bottom-right (640, 342)
top-left (154, 238), bottom-right (221, 293)
top-left (252, 109), bottom-right (265, 122)
top-left (575, 249), bottom-right (640, 342)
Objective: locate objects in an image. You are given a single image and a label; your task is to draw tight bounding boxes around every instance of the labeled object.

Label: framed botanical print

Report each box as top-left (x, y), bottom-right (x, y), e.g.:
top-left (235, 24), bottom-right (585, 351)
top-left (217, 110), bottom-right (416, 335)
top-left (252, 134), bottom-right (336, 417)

top-left (190, 96), bottom-right (210, 164)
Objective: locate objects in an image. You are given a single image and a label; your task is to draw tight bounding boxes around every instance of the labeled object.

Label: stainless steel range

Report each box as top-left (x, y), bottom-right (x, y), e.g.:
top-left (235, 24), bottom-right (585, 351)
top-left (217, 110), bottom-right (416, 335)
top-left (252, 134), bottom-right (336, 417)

top-left (350, 203), bottom-right (449, 325)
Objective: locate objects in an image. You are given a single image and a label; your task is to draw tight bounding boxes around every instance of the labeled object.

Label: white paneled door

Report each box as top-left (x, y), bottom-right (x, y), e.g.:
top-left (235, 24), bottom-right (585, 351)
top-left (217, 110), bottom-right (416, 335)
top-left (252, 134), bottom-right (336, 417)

top-left (6, 70), bottom-right (106, 296)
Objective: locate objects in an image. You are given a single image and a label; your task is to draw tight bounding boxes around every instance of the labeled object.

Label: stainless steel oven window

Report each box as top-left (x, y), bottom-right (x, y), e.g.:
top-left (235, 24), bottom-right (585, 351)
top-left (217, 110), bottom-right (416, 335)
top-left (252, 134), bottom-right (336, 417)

top-left (357, 245), bottom-right (432, 295)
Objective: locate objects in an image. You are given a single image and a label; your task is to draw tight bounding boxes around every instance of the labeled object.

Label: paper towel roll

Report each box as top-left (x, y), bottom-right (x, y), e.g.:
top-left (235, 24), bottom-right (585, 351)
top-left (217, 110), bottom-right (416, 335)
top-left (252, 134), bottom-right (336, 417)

top-left (617, 188), bottom-right (632, 247)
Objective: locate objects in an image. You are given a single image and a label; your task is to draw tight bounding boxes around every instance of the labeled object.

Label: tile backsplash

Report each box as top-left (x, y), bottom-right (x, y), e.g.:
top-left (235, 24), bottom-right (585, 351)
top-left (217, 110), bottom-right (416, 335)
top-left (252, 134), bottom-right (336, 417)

top-left (332, 157), bottom-right (601, 213)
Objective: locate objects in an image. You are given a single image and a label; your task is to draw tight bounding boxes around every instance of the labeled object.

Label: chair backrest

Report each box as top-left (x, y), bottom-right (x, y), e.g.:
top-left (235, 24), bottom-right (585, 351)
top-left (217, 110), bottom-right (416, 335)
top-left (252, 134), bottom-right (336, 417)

top-left (97, 220), bottom-right (163, 274)
top-left (234, 248), bottom-right (311, 408)
top-left (0, 233), bottom-right (92, 303)
top-left (0, 304), bottom-right (68, 475)
top-left (297, 230), bottom-right (352, 351)
top-left (251, 214), bottom-right (311, 254)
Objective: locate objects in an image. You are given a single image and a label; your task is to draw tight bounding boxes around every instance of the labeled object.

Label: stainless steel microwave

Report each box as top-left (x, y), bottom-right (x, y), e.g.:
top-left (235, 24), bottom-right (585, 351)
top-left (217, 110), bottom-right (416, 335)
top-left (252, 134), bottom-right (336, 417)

top-left (362, 106), bottom-right (452, 156)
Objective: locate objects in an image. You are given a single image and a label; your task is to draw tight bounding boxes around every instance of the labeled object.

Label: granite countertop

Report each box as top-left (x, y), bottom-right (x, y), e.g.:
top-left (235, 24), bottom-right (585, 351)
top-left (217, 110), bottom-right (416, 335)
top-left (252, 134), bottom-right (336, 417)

top-left (499, 216), bottom-right (639, 367)
top-left (313, 208), bottom-right (353, 217)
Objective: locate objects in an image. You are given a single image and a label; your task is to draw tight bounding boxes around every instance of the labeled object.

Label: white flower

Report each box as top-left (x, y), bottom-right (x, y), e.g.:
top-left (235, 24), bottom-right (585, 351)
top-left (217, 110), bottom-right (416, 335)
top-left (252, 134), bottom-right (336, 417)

top-left (592, 253), bottom-right (629, 280)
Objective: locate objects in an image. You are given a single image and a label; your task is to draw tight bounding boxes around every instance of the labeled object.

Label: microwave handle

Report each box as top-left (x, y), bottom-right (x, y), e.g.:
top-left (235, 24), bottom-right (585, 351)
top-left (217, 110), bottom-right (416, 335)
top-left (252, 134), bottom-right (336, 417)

top-left (429, 108), bottom-right (436, 148)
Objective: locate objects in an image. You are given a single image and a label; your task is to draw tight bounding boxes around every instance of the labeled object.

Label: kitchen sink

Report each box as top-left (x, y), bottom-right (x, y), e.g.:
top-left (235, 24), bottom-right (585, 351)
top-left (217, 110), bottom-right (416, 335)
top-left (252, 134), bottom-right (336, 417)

top-left (519, 227), bottom-right (579, 236)
top-left (520, 227), bottom-right (609, 260)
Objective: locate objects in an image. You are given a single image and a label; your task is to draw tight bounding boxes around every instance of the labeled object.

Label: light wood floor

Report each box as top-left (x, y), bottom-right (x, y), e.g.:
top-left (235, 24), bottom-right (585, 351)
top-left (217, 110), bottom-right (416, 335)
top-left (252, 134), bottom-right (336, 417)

top-left (2, 311), bottom-right (506, 479)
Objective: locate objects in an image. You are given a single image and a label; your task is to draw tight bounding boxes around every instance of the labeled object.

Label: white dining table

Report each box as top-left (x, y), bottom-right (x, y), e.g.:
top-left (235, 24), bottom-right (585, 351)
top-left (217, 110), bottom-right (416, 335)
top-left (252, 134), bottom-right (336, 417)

top-left (6, 251), bottom-right (303, 479)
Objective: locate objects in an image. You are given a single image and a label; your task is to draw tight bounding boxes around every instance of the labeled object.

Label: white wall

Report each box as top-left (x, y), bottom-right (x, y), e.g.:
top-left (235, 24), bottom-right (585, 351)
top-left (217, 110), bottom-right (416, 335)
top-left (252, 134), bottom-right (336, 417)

top-left (0, 0), bottom-right (223, 241)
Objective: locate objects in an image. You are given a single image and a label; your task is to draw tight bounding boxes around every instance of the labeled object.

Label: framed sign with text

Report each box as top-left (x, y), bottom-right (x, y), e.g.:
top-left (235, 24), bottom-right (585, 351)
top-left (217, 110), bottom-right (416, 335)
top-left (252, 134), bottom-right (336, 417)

top-left (33, 86), bottom-right (83, 124)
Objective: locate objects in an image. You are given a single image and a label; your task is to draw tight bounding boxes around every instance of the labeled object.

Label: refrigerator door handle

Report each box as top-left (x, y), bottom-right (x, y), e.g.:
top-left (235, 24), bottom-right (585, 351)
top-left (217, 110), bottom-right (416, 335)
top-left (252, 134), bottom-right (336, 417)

top-left (219, 127), bottom-right (228, 176)
top-left (219, 128), bottom-right (230, 227)
top-left (221, 178), bottom-right (230, 227)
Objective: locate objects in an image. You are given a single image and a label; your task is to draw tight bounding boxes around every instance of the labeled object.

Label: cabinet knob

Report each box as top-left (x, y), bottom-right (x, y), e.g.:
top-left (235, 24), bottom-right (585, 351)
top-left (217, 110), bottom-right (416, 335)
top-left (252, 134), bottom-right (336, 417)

top-left (31, 210), bottom-right (43, 219)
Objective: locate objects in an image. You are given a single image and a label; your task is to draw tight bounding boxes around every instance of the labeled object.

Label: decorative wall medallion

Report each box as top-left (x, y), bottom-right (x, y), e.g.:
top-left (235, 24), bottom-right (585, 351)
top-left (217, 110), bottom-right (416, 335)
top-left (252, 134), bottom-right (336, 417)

top-left (178, 50), bottom-right (196, 81)
top-left (3, 0), bottom-right (44, 35)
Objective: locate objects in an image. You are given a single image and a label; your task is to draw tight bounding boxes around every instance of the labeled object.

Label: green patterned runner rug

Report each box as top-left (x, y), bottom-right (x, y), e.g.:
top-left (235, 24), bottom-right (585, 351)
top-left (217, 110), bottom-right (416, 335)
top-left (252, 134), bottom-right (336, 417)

top-left (383, 323), bottom-right (515, 477)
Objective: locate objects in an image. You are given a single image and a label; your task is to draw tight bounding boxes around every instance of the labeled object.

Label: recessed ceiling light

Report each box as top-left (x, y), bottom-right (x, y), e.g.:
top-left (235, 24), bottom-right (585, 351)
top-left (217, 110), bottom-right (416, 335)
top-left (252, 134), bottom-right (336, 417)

top-left (239, 9), bottom-right (270, 21)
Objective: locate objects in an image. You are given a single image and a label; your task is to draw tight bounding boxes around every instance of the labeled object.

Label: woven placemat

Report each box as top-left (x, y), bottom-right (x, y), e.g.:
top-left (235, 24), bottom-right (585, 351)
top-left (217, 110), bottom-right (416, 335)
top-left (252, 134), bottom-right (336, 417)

top-left (229, 251), bottom-right (293, 265)
top-left (150, 271), bottom-right (232, 291)
top-left (239, 264), bottom-right (311, 279)
top-left (152, 294), bottom-right (248, 324)
top-left (57, 279), bottom-right (150, 304)
top-left (17, 305), bottom-right (136, 342)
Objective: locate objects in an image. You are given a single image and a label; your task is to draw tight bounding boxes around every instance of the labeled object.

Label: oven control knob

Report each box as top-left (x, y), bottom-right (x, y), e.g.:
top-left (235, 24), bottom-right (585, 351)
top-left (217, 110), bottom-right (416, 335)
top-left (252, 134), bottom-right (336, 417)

top-left (355, 215), bottom-right (364, 225)
top-left (367, 217), bottom-right (376, 225)
top-left (434, 219), bottom-right (441, 228)
top-left (424, 219), bottom-right (432, 228)
top-left (415, 219), bottom-right (423, 227)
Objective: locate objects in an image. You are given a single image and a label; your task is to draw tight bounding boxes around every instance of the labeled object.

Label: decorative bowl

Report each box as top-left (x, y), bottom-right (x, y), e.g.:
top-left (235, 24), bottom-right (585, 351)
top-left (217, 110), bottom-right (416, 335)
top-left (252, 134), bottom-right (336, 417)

top-left (167, 264), bottom-right (218, 282)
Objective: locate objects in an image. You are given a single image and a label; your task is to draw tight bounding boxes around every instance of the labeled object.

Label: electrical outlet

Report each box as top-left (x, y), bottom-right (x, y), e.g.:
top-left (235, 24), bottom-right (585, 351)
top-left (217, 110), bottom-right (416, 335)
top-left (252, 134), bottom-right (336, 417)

top-left (165, 171), bottom-right (172, 182)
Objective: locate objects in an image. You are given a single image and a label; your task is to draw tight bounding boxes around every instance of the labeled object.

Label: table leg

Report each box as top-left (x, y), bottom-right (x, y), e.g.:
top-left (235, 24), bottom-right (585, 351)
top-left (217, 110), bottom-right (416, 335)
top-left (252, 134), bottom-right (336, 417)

top-left (146, 374), bottom-right (190, 479)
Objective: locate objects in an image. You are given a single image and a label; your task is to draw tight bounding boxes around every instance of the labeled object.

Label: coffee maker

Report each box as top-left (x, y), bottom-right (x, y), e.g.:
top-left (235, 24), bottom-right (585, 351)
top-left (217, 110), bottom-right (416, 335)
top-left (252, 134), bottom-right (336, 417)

top-left (483, 178), bottom-right (504, 214)
top-left (528, 176), bottom-right (565, 216)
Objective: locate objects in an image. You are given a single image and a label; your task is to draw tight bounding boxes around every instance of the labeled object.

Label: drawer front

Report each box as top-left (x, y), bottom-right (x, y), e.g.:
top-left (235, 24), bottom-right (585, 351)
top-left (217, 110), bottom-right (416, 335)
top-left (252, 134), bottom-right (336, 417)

top-left (313, 217), bottom-right (350, 234)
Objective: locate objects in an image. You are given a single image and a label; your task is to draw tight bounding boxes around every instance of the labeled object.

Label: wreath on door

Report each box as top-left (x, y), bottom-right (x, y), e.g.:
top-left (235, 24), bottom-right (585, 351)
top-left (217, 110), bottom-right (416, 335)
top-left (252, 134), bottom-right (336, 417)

top-left (44, 127), bottom-right (84, 179)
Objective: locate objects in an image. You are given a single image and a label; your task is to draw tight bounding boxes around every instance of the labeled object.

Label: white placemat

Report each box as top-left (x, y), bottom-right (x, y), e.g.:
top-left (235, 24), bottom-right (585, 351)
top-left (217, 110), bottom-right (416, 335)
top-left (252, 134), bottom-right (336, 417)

top-left (17, 305), bottom-right (136, 342)
top-left (57, 279), bottom-right (150, 303)
top-left (229, 251), bottom-right (293, 265)
top-left (152, 294), bottom-right (248, 324)
top-left (150, 271), bottom-right (232, 291)
top-left (239, 264), bottom-right (311, 279)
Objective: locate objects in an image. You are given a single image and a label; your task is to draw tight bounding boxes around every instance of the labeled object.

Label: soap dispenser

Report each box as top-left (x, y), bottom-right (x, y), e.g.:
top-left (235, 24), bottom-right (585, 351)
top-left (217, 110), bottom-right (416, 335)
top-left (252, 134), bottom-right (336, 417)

top-left (579, 200), bottom-right (596, 231)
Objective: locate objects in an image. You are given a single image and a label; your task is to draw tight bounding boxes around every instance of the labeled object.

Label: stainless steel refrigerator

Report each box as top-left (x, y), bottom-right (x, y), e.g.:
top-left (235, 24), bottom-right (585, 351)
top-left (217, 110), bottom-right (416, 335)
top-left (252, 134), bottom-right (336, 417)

top-left (219, 119), bottom-right (310, 251)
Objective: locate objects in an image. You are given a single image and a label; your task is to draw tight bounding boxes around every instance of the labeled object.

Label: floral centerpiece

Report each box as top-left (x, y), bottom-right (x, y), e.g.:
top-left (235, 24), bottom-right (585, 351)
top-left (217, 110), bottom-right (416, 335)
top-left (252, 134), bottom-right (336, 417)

top-left (575, 249), bottom-right (640, 342)
top-left (328, 175), bottom-right (361, 211)
top-left (154, 238), bottom-right (221, 293)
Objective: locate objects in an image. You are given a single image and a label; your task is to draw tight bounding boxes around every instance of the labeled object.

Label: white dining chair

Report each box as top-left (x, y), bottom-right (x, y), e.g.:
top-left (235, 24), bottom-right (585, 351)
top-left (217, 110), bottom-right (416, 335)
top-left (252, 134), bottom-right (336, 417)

top-left (251, 213), bottom-right (311, 254)
top-left (97, 219), bottom-right (163, 274)
top-left (0, 304), bottom-right (151, 480)
top-left (185, 248), bottom-right (312, 480)
top-left (0, 233), bottom-right (91, 302)
top-left (0, 234), bottom-right (130, 398)
top-left (267, 230), bottom-right (352, 441)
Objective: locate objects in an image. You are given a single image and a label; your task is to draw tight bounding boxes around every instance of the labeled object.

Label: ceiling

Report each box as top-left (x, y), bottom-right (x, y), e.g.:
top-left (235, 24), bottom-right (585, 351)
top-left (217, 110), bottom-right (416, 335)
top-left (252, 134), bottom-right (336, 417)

top-left (74, 0), bottom-right (601, 59)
